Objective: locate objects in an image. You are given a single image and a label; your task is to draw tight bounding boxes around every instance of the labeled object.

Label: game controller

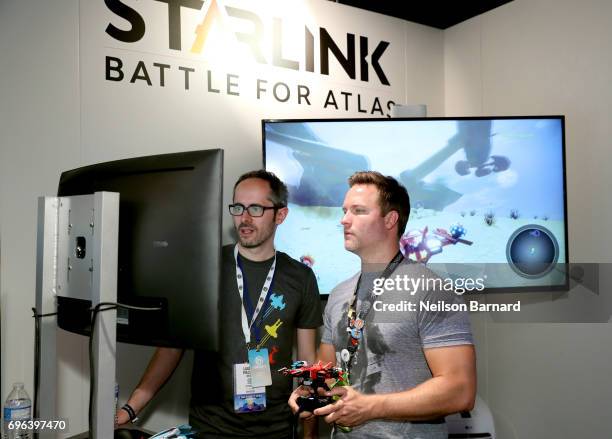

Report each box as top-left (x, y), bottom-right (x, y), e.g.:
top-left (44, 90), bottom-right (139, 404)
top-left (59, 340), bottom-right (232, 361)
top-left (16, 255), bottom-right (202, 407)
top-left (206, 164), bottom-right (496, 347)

top-left (296, 394), bottom-right (333, 413)
top-left (279, 360), bottom-right (351, 432)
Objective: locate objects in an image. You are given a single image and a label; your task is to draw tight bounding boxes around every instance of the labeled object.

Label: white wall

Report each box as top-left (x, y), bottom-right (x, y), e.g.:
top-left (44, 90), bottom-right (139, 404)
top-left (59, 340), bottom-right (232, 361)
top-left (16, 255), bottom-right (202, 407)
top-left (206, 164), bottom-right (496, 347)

top-left (445, 0), bottom-right (612, 437)
top-left (0, 0), bottom-right (82, 418)
top-left (0, 0), bottom-right (444, 434)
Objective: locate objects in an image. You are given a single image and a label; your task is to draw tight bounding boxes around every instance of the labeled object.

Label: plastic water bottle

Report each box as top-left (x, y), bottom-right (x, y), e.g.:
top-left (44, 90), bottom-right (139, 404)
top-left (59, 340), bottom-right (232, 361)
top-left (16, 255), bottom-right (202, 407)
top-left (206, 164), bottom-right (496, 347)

top-left (3, 383), bottom-right (31, 439)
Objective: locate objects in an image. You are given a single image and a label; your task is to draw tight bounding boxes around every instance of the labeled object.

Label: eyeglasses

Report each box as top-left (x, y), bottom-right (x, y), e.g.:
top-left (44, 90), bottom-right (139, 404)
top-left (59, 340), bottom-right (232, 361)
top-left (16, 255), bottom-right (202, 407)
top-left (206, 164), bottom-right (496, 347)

top-left (228, 203), bottom-right (281, 217)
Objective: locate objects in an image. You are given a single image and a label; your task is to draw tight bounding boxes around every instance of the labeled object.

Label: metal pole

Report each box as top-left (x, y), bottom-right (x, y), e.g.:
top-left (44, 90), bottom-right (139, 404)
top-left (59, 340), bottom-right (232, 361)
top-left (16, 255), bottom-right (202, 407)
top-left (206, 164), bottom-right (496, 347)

top-left (90, 192), bottom-right (119, 439)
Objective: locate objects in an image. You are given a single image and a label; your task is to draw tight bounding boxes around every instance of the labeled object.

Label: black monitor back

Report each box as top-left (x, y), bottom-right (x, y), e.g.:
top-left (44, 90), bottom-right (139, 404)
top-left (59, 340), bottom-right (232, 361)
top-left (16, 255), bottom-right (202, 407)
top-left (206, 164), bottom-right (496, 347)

top-left (57, 149), bottom-right (223, 350)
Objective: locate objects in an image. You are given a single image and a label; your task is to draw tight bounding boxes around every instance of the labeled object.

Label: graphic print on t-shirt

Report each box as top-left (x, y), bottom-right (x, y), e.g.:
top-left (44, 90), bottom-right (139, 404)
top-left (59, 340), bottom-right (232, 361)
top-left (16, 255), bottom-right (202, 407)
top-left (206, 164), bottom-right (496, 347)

top-left (253, 292), bottom-right (287, 350)
top-left (261, 293), bottom-right (286, 320)
top-left (268, 345), bottom-right (280, 365)
top-left (258, 318), bottom-right (284, 348)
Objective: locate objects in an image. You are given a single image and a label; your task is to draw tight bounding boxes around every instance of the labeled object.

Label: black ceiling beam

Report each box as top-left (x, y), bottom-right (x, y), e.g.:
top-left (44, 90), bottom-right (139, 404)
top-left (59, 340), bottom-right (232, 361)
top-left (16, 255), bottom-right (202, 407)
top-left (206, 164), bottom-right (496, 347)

top-left (334, 1), bottom-right (514, 29)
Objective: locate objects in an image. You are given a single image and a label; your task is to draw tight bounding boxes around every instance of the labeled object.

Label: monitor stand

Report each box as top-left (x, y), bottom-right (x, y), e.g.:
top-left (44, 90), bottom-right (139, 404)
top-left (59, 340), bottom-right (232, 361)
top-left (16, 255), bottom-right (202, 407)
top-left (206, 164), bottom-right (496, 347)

top-left (36, 192), bottom-right (121, 439)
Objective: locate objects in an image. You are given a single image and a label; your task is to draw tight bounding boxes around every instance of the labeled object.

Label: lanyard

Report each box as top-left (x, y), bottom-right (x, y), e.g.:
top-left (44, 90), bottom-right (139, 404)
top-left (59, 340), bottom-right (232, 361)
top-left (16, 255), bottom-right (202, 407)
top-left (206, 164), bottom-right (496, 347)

top-left (342, 251), bottom-right (404, 377)
top-left (234, 244), bottom-right (276, 346)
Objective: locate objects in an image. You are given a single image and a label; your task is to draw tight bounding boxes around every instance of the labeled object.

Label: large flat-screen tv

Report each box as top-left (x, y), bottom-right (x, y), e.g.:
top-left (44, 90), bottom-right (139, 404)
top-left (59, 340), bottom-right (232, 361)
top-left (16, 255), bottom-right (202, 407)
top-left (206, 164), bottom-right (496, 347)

top-left (57, 149), bottom-right (223, 349)
top-left (263, 117), bottom-right (569, 294)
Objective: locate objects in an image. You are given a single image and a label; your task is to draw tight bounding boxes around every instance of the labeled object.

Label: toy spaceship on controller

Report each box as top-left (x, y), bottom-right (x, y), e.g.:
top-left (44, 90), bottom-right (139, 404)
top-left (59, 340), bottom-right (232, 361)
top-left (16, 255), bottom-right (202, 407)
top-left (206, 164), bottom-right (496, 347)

top-left (401, 224), bottom-right (473, 263)
top-left (278, 360), bottom-right (348, 413)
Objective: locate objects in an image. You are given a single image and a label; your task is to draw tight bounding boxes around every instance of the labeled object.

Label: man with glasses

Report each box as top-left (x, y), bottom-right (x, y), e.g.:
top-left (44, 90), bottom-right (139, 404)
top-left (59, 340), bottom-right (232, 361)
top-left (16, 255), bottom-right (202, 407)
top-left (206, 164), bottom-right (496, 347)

top-left (118, 170), bottom-right (322, 438)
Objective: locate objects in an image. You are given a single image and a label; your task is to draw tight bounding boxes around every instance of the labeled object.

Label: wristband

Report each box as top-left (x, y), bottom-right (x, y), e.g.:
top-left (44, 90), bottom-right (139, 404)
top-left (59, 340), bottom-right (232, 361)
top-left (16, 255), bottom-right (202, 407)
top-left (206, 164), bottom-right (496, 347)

top-left (121, 403), bottom-right (139, 423)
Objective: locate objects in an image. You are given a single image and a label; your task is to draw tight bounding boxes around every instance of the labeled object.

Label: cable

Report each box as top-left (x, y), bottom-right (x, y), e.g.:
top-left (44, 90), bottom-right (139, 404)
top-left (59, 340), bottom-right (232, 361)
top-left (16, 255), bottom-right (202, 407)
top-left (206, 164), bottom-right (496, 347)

top-left (33, 310), bottom-right (59, 318)
top-left (88, 302), bottom-right (161, 438)
top-left (94, 302), bottom-right (165, 312)
top-left (32, 307), bottom-right (59, 433)
top-left (33, 301), bottom-right (160, 438)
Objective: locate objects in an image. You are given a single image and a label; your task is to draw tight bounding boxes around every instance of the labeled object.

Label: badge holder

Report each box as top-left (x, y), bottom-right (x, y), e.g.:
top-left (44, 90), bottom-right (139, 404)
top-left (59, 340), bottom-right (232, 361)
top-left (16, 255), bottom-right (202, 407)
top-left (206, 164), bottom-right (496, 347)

top-left (233, 363), bottom-right (267, 413)
top-left (248, 348), bottom-right (272, 387)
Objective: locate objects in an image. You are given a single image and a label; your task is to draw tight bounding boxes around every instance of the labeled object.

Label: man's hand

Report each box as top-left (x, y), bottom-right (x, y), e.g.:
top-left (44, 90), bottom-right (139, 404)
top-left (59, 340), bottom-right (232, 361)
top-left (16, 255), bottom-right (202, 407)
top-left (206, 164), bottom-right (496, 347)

top-left (115, 407), bottom-right (130, 426)
top-left (313, 386), bottom-right (376, 427)
top-left (288, 385), bottom-right (316, 420)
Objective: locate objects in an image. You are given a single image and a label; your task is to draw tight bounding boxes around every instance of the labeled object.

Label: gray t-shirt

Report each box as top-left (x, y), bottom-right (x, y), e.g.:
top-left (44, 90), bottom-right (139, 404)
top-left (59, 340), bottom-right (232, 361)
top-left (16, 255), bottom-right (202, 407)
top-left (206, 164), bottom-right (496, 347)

top-left (321, 260), bottom-right (473, 438)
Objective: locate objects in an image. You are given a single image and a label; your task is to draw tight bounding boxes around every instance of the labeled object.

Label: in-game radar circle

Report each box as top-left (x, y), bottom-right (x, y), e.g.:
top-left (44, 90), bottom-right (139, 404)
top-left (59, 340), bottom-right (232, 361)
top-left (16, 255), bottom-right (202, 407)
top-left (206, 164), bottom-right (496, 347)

top-left (506, 225), bottom-right (559, 278)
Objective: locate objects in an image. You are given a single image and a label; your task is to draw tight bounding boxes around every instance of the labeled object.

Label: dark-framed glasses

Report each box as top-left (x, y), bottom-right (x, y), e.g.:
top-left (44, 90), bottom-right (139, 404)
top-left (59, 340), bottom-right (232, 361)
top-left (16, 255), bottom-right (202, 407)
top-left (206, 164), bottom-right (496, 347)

top-left (228, 203), bottom-right (280, 217)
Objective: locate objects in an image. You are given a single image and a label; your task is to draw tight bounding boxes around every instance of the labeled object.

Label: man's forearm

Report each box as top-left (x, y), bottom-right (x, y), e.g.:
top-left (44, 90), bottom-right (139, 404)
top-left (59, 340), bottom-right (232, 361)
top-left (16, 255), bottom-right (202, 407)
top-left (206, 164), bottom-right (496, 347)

top-left (124, 387), bottom-right (156, 415)
top-left (367, 374), bottom-right (475, 421)
top-left (126, 347), bottom-right (184, 414)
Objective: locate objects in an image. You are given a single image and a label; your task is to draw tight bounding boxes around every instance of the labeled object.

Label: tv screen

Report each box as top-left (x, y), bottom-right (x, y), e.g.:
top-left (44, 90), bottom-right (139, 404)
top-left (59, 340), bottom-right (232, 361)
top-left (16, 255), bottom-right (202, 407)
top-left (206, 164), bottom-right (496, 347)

top-left (57, 149), bottom-right (223, 349)
top-left (263, 117), bottom-right (568, 294)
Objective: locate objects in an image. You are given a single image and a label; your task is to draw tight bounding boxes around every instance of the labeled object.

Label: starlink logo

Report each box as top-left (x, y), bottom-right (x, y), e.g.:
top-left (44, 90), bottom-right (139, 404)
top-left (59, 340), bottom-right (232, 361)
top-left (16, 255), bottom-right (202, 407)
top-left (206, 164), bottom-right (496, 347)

top-left (104, 0), bottom-right (391, 86)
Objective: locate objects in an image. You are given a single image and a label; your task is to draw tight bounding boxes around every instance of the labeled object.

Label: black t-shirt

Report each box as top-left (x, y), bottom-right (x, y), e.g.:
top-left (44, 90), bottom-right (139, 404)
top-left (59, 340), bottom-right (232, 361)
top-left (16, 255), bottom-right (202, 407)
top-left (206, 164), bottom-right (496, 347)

top-left (190, 245), bottom-right (323, 438)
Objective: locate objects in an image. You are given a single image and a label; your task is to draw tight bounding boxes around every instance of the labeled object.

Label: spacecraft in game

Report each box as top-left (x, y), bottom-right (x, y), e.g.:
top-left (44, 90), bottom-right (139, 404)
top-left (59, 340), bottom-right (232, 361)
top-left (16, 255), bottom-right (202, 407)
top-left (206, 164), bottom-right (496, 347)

top-left (400, 224), bottom-right (473, 263)
top-left (452, 120), bottom-right (511, 177)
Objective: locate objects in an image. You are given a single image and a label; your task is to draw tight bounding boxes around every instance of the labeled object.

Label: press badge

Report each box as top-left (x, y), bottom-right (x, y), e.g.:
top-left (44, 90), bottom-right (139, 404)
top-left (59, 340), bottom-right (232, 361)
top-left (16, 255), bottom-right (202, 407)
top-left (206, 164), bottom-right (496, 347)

top-left (247, 348), bottom-right (273, 387)
top-left (234, 363), bottom-right (266, 413)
